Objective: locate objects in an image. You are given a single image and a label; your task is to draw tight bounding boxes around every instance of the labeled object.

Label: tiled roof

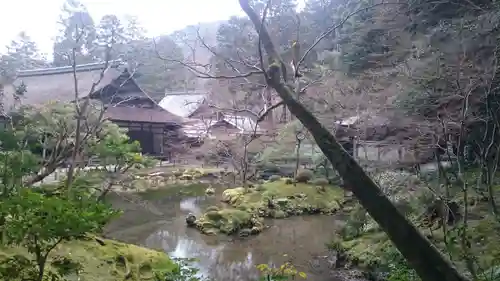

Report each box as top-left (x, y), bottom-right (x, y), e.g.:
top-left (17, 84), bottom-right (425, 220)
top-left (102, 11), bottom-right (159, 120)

top-left (2, 61), bottom-right (122, 110)
top-left (104, 106), bottom-right (183, 124)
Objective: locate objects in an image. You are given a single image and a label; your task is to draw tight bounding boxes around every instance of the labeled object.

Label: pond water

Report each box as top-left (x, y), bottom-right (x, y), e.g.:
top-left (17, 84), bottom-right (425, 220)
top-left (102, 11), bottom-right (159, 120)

top-left (103, 183), bottom-right (350, 281)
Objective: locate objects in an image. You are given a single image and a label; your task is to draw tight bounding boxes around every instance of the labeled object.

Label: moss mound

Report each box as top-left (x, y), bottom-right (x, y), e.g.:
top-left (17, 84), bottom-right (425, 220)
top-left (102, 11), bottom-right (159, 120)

top-left (194, 208), bottom-right (264, 236)
top-left (193, 179), bottom-right (344, 236)
top-left (129, 167), bottom-right (224, 192)
top-left (0, 237), bottom-right (175, 281)
top-left (332, 214), bottom-right (500, 272)
top-left (223, 179), bottom-right (345, 218)
top-left (328, 170), bottom-right (500, 277)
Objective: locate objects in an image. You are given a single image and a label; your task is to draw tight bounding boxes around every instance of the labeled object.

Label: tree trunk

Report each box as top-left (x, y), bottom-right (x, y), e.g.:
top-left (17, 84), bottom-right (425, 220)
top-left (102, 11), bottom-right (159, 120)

top-left (238, 1), bottom-right (470, 281)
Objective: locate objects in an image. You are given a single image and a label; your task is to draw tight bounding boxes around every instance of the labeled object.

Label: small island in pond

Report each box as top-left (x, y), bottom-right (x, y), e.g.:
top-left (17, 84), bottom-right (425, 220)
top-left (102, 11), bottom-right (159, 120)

top-left (187, 173), bottom-right (345, 237)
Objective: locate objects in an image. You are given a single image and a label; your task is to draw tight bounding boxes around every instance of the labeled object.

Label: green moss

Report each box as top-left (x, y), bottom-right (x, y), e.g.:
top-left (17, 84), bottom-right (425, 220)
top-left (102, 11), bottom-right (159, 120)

top-left (0, 237), bottom-right (175, 281)
top-left (224, 180), bottom-right (345, 218)
top-left (130, 167), bottom-right (223, 193)
top-left (180, 167), bottom-right (222, 179)
top-left (195, 208), bottom-right (263, 235)
top-left (195, 180), bottom-right (344, 236)
top-left (221, 187), bottom-right (246, 204)
top-left (137, 183), bottom-right (208, 199)
top-left (331, 204), bottom-right (500, 273)
top-left (336, 214), bottom-right (500, 272)
top-left (334, 231), bottom-right (391, 267)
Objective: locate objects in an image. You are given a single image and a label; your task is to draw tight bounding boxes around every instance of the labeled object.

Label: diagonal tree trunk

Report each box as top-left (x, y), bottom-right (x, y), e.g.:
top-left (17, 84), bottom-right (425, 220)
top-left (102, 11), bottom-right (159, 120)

top-left (238, 1), bottom-right (470, 281)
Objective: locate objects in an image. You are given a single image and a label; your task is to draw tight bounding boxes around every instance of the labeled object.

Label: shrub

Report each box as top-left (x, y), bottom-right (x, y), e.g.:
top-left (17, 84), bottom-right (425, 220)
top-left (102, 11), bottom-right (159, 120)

top-left (268, 175), bottom-right (281, 182)
top-left (310, 178), bottom-right (329, 186)
top-left (205, 211), bottom-right (223, 220)
top-left (295, 169), bottom-right (313, 183)
top-left (0, 189), bottom-right (118, 281)
top-left (284, 178), bottom-right (294, 185)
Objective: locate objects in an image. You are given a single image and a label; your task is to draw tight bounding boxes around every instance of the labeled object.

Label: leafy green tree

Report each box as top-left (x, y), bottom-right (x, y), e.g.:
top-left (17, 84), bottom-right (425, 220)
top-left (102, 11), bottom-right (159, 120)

top-left (14, 102), bottom-right (104, 185)
top-left (89, 122), bottom-right (156, 200)
top-left (4, 101), bottom-right (151, 192)
top-left (0, 187), bottom-right (118, 281)
top-left (0, 103), bottom-right (144, 281)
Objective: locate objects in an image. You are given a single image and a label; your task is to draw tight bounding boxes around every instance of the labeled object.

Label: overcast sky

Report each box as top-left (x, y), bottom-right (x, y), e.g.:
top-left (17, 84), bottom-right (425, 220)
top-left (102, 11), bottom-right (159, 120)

top-left (0, 0), bottom-right (244, 56)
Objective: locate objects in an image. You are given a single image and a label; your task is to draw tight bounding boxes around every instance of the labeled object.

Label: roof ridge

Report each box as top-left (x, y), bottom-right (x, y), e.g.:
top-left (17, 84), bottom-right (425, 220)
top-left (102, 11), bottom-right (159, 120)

top-left (17, 60), bottom-right (122, 77)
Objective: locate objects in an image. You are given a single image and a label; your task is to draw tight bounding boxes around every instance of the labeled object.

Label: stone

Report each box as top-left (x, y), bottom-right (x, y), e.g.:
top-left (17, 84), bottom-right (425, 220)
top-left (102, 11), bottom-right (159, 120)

top-left (185, 213), bottom-right (196, 227)
top-left (202, 228), bottom-right (217, 235)
top-left (221, 188), bottom-right (245, 204)
top-left (295, 193), bottom-right (307, 199)
top-left (179, 174), bottom-right (193, 180)
top-left (276, 198), bottom-right (290, 207)
top-left (250, 226), bottom-right (262, 235)
top-left (205, 187), bottom-right (215, 195)
top-left (239, 228), bottom-right (252, 237)
top-left (148, 172), bottom-right (166, 177)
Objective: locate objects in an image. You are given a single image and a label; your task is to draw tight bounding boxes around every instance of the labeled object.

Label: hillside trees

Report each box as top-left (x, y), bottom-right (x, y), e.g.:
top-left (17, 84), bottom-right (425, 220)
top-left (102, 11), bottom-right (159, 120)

top-left (394, 7), bottom-right (500, 275)
top-left (235, 0), bottom-right (470, 280)
top-left (299, 0), bottom-right (500, 277)
top-left (94, 14), bottom-right (145, 61)
top-left (51, 0), bottom-right (187, 96)
top-left (95, 13), bottom-right (189, 94)
top-left (133, 35), bottom-right (187, 94)
top-left (1, 32), bottom-right (49, 73)
top-left (53, 0), bottom-right (97, 66)
top-left (184, 0), bottom-right (300, 123)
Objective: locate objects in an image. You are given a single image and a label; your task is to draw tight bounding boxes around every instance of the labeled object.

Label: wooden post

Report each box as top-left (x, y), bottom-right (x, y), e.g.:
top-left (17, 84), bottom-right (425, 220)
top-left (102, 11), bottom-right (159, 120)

top-left (352, 137), bottom-right (358, 160)
top-left (377, 144), bottom-right (381, 161)
top-left (398, 145), bottom-right (403, 162)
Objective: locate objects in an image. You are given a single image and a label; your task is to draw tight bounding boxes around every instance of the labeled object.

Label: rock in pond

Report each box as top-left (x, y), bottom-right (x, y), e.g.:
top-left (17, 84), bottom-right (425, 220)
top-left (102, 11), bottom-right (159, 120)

top-left (276, 198), bottom-right (290, 207)
top-left (238, 228), bottom-right (252, 237)
top-left (221, 187), bottom-right (245, 204)
top-left (250, 226), bottom-right (262, 235)
top-left (185, 213), bottom-right (196, 227)
top-left (179, 174), bottom-right (193, 180)
top-left (205, 186), bottom-right (215, 195)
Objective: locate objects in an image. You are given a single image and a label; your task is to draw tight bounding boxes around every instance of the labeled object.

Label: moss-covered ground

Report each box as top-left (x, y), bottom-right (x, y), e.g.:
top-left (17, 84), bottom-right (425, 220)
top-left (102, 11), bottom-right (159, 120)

top-left (194, 178), bottom-right (345, 236)
top-left (328, 170), bottom-right (500, 278)
top-left (223, 179), bottom-right (345, 217)
top-left (102, 166), bottom-right (228, 197)
top-left (0, 237), bottom-right (175, 281)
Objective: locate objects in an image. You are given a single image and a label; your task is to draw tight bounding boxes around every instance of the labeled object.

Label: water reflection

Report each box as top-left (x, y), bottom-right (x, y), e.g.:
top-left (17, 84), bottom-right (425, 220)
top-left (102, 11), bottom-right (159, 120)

top-left (107, 188), bottom-right (341, 281)
top-left (179, 196), bottom-right (206, 215)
